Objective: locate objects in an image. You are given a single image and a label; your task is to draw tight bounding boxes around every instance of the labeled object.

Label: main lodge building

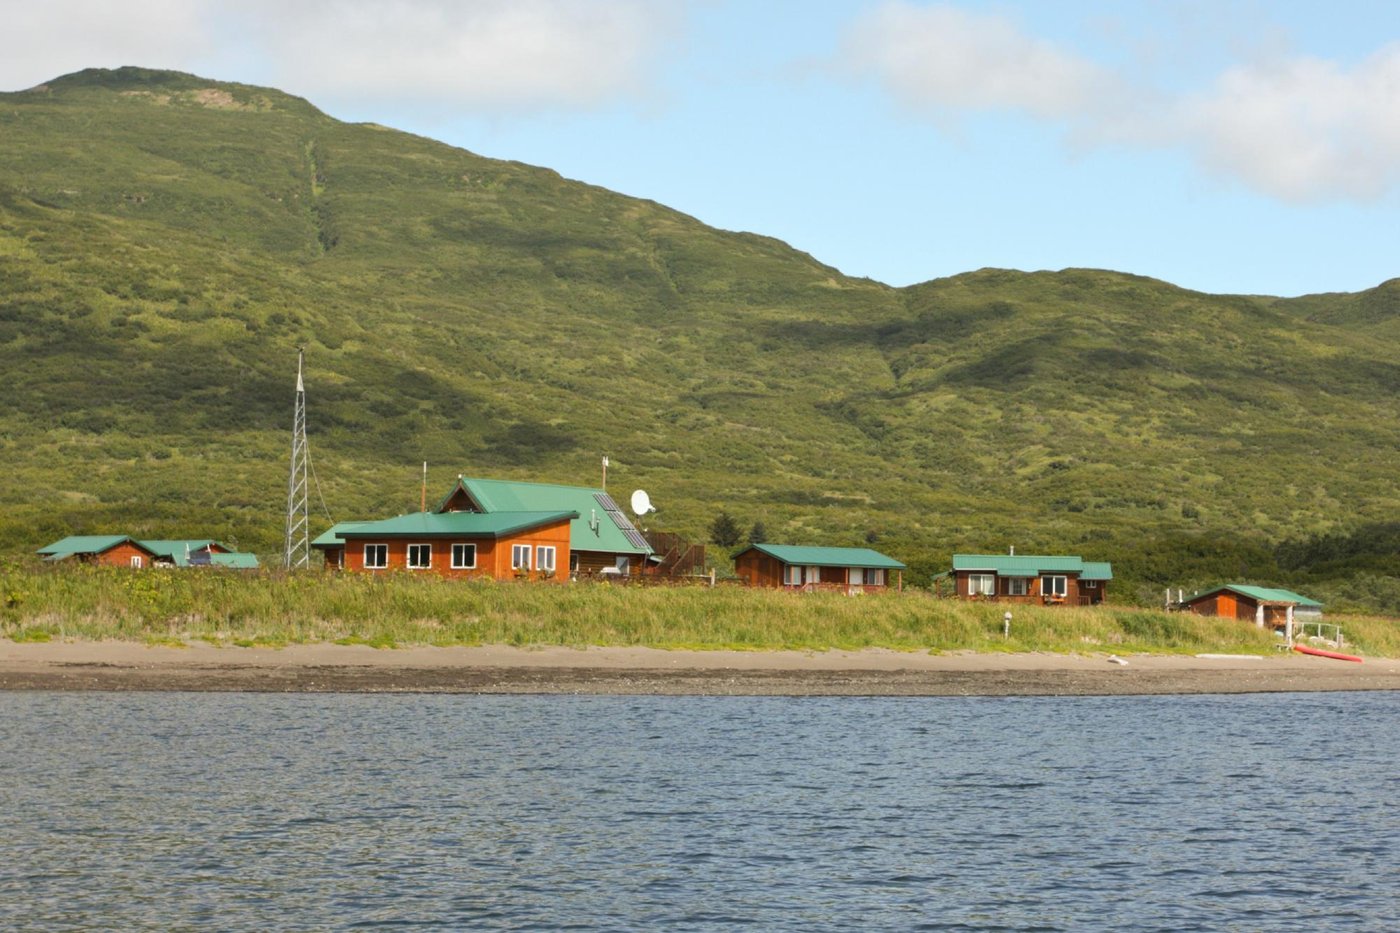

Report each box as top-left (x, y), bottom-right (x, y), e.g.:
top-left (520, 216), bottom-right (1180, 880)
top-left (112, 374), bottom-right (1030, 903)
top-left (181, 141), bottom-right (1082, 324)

top-left (312, 476), bottom-right (652, 581)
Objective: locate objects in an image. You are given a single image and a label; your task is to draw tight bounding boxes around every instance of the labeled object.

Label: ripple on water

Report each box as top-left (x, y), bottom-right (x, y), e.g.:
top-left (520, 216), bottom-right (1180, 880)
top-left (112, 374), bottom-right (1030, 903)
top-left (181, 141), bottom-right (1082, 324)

top-left (0, 692), bottom-right (1396, 930)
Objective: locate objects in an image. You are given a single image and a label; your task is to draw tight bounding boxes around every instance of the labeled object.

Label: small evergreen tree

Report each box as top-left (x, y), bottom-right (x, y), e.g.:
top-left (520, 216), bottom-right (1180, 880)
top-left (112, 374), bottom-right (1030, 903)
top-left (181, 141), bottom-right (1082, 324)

top-left (748, 520), bottom-right (768, 545)
top-left (710, 511), bottom-right (742, 548)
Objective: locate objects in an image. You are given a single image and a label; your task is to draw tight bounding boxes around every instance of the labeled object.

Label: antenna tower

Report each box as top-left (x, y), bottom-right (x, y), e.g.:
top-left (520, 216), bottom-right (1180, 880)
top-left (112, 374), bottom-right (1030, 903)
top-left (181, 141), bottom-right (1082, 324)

top-left (282, 348), bottom-right (311, 569)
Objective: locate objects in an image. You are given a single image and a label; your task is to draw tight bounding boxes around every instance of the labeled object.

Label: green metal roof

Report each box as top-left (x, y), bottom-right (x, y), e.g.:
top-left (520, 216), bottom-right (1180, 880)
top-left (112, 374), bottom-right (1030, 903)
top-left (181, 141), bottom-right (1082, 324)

top-left (951, 554), bottom-right (1111, 579)
top-left (207, 552), bottom-right (260, 569)
top-left (329, 510), bottom-right (577, 540)
top-left (311, 521), bottom-right (372, 548)
top-left (738, 543), bottom-right (907, 570)
top-left (439, 477), bottom-right (652, 555)
top-left (1080, 561), bottom-right (1114, 582)
top-left (37, 535), bottom-right (135, 558)
top-left (1200, 584), bottom-right (1322, 608)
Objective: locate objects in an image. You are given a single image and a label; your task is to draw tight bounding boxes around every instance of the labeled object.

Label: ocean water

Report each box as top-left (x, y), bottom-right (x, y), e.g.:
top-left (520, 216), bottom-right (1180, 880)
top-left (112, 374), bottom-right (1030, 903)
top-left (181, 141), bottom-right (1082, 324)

top-left (0, 691), bottom-right (1395, 931)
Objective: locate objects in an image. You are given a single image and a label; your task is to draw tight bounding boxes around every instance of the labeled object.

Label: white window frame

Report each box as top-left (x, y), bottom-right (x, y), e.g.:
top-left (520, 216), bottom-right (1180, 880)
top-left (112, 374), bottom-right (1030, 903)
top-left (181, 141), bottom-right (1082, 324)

top-left (451, 543), bottom-right (477, 569)
top-left (1007, 577), bottom-right (1029, 596)
top-left (1083, 579), bottom-right (1098, 590)
top-left (130, 555), bottom-right (143, 568)
top-left (407, 543), bottom-right (431, 570)
top-left (511, 544), bottom-right (532, 571)
top-left (784, 564), bottom-right (803, 586)
top-left (364, 544), bottom-right (388, 569)
top-left (1042, 575), bottom-right (1068, 598)
top-left (615, 556), bottom-right (630, 576)
top-left (805, 566), bottom-right (821, 585)
top-left (536, 545), bottom-right (556, 574)
top-left (968, 573), bottom-right (996, 596)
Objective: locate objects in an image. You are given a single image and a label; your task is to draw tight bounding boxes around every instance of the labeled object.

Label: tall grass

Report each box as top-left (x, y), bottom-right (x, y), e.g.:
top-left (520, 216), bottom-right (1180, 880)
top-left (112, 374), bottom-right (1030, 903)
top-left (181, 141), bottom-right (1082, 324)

top-left (3, 563), bottom-right (1397, 656)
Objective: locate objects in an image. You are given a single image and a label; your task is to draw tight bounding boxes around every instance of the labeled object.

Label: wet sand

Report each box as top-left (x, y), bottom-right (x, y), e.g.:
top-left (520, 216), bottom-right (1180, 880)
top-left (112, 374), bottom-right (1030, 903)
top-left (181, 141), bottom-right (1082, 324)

top-left (2, 641), bottom-right (1396, 695)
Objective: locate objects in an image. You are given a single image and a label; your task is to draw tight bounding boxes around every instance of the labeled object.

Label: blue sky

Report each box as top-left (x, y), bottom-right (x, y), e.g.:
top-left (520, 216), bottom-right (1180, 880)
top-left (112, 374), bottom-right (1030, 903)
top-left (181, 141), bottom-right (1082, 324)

top-left (7, 1), bottom-right (1400, 296)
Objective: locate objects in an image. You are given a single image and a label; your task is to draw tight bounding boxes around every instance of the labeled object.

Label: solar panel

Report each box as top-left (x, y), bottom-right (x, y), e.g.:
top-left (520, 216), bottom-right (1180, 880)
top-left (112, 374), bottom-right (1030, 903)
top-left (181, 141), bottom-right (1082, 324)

top-left (595, 493), bottom-right (650, 551)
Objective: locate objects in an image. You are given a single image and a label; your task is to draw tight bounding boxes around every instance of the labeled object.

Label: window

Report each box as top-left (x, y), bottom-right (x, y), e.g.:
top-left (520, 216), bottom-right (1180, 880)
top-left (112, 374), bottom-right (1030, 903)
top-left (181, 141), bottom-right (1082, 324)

top-left (1042, 575), bottom-right (1068, 598)
top-left (784, 564), bottom-right (803, 586)
top-left (364, 544), bottom-right (388, 569)
top-left (1007, 578), bottom-right (1029, 596)
top-left (536, 546), bottom-right (556, 574)
top-left (451, 543), bottom-right (477, 569)
top-left (615, 556), bottom-right (630, 576)
top-left (407, 544), bottom-right (431, 570)
top-left (130, 555), bottom-right (143, 568)
top-left (968, 573), bottom-right (996, 596)
top-left (511, 544), bottom-right (531, 571)
top-left (1083, 580), bottom-right (1098, 590)
top-left (850, 568), bottom-right (885, 586)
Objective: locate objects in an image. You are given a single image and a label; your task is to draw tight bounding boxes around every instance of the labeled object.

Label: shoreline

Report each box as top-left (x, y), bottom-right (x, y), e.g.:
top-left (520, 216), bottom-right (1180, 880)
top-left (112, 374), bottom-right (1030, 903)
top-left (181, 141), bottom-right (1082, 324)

top-left (2, 641), bottom-right (1397, 696)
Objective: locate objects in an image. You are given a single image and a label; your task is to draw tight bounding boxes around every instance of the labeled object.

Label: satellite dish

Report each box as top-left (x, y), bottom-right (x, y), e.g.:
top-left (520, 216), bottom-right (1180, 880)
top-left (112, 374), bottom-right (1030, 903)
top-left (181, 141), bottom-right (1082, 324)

top-left (630, 489), bottom-right (653, 516)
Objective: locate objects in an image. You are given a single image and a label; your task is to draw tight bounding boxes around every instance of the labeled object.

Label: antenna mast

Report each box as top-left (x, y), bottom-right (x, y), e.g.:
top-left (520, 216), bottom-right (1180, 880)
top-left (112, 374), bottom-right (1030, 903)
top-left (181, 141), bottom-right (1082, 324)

top-left (282, 348), bottom-right (311, 569)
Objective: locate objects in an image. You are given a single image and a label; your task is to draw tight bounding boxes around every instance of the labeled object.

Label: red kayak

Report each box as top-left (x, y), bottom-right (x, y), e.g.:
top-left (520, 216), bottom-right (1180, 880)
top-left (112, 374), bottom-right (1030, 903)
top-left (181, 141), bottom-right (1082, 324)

top-left (1293, 644), bottom-right (1363, 663)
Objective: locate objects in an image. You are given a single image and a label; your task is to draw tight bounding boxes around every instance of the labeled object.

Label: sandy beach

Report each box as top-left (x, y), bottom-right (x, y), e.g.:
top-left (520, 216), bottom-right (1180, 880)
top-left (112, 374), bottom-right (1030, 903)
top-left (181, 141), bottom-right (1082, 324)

top-left (2, 640), bottom-right (1396, 695)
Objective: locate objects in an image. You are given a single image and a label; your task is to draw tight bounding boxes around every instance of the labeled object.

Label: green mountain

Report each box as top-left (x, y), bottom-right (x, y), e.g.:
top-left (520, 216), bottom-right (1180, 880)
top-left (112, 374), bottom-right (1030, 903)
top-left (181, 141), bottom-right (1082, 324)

top-left (3, 67), bottom-right (1399, 607)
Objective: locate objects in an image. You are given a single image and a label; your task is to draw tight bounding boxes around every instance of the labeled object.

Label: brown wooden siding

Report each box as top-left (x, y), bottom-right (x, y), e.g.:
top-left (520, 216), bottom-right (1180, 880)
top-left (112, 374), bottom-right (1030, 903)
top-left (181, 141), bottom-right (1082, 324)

top-left (573, 549), bottom-right (643, 578)
top-left (340, 521), bottom-right (572, 582)
top-left (953, 570), bottom-right (1096, 605)
top-left (735, 553), bottom-right (892, 593)
top-left (80, 542), bottom-right (156, 568)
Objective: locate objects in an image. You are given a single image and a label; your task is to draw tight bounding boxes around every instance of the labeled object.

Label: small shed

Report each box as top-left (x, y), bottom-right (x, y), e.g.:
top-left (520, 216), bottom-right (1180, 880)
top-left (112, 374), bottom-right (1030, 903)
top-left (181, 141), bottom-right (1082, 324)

top-left (733, 543), bottom-right (905, 594)
top-left (1182, 584), bottom-right (1322, 628)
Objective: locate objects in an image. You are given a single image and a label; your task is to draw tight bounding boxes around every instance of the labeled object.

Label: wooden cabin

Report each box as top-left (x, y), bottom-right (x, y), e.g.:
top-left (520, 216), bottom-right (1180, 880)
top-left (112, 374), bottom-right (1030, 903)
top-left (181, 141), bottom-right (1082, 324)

top-left (733, 543), bottom-right (905, 594)
top-left (435, 477), bottom-right (652, 577)
top-left (1182, 584), bottom-right (1322, 628)
top-left (37, 535), bottom-right (160, 568)
top-left (939, 553), bottom-right (1111, 605)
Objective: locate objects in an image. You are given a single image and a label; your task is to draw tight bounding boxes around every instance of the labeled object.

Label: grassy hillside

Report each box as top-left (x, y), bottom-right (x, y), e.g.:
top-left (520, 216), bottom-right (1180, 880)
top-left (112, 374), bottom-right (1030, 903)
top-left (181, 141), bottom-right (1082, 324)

top-left (3, 67), bottom-right (1400, 610)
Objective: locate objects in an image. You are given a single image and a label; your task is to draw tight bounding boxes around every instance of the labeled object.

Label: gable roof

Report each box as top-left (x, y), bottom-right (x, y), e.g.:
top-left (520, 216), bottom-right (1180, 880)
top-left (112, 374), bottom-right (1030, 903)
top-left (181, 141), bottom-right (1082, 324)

top-left (1191, 584), bottom-right (1322, 608)
top-left (326, 510), bottom-right (578, 540)
top-left (737, 543), bottom-right (906, 570)
top-left (951, 554), bottom-right (1112, 579)
top-left (37, 535), bottom-right (152, 561)
top-left (437, 477), bottom-right (652, 555)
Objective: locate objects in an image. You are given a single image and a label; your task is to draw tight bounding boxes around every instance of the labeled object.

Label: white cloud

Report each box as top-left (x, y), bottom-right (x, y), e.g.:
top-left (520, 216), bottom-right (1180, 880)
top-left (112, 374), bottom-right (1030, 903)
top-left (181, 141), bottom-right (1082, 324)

top-left (1, 1), bottom-right (215, 89)
top-left (842, 2), bottom-right (1108, 120)
top-left (842, 2), bottom-right (1400, 204)
top-left (3, 0), bottom-right (682, 114)
top-left (237, 0), bottom-right (682, 112)
top-left (1174, 47), bottom-right (1400, 202)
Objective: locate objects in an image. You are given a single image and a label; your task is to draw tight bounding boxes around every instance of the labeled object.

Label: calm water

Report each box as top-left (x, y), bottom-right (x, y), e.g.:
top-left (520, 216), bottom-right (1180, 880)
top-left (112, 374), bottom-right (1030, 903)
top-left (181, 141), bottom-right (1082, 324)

top-left (0, 692), bottom-right (1395, 931)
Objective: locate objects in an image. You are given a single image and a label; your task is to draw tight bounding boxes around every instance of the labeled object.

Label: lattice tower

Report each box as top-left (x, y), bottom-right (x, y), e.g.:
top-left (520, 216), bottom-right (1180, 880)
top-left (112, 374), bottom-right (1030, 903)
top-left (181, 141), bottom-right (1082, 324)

top-left (282, 348), bottom-right (310, 569)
